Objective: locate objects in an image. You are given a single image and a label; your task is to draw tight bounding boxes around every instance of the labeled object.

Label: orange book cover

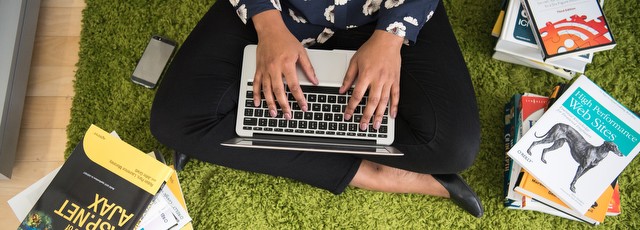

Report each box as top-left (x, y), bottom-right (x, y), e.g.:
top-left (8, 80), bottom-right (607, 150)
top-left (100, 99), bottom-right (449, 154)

top-left (607, 182), bottom-right (621, 216)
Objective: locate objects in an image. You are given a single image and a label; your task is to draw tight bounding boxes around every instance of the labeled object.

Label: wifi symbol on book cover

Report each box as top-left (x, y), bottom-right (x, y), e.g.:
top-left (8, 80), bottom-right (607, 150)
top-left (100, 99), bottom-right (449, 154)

top-left (539, 15), bottom-right (612, 55)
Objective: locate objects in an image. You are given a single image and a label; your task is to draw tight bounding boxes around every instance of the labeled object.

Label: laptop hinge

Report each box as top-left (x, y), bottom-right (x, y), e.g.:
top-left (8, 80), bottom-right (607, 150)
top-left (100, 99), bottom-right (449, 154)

top-left (253, 133), bottom-right (376, 146)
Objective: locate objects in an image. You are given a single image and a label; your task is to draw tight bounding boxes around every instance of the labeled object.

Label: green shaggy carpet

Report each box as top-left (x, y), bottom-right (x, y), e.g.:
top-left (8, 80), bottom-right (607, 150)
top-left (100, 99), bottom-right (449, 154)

top-left (68, 0), bottom-right (640, 228)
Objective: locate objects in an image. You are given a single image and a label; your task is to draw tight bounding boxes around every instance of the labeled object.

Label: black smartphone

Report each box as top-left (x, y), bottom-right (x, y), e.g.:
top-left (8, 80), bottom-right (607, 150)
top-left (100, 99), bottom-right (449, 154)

top-left (131, 35), bottom-right (177, 88)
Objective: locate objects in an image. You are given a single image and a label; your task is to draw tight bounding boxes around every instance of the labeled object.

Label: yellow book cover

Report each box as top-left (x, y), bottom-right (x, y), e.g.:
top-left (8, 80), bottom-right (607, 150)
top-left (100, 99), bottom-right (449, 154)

top-left (18, 125), bottom-right (173, 230)
top-left (491, 0), bottom-right (509, 37)
top-left (167, 167), bottom-right (194, 230)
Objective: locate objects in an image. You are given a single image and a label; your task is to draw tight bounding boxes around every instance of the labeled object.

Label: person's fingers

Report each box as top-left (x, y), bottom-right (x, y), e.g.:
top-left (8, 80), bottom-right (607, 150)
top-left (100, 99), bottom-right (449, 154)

top-left (345, 76), bottom-right (369, 124)
top-left (269, 70), bottom-right (291, 119)
top-left (261, 76), bottom-right (278, 118)
top-left (341, 58), bottom-right (358, 94)
top-left (298, 50), bottom-right (318, 85)
top-left (360, 78), bottom-right (383, 130)
top-left (389, 79), bottom-right (400, 119)
top-left (372, 83), bottom-right (391, 130)
top-left (283, 63), bottom-right (308, 112)
top-left (252, 72), bottom-right (263, 107)
top-left (343, 87), bottom-right (363, 122)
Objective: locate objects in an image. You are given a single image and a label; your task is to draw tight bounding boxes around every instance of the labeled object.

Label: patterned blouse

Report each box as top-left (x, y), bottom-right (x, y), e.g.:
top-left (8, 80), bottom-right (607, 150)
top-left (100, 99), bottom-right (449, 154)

top-left (230, 0), bottom-right (439, 46)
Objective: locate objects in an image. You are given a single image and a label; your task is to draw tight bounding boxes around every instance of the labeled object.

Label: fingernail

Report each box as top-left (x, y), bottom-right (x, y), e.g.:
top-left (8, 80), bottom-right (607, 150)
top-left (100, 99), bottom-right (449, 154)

top-left (270, 110), bottom-right (277, 117)
top-left (391, 111), bottom-right (397, 118)
top-left (360, 123), bottom-right (367, 131)
top-left (374, 121), bottom-right (381, 130)
top-left (301, 105), bottom-right (308, 112)
top-left (344, 114), bottom-right (351, 121)
top-left (284, 112), bottom-right (292, 120)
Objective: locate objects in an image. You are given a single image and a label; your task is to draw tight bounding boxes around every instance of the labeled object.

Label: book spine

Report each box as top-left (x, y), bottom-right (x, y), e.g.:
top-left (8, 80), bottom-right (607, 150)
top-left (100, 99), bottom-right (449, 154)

top-left (503, 100), bottom-right (515, 207)
top-left (519, 0), bottom-right (548, 59)
top-left (491, 51), bottom-right (576, 79)
top-left (492, 0), bottom-right (510, 37)
top-left (531, 197), bottom-right (598, 225)
top-left (547, 83), bottom-right (565, 109)
top-left (506, 94), bottom-right (523, 206)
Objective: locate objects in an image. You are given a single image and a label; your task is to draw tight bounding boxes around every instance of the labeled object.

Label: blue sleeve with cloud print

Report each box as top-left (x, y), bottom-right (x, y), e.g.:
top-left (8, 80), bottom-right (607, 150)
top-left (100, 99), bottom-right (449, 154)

top-left (229, 0), bottom-right (439, 46)
top-left (375, 0), bottom-right (439, 44)
top-left (229, 0), bottom-right (282, 24)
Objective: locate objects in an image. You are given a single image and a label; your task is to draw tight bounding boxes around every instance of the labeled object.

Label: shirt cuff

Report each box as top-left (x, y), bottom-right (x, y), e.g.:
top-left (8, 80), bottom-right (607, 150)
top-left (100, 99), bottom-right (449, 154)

top-left (230, 0), bottom-right (282, 24)
top-left (375, 0), bottom-right (438, 45)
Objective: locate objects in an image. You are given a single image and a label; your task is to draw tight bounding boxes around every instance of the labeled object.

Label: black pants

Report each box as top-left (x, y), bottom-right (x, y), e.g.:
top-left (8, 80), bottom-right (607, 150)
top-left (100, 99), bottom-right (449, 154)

top-left (150, 1), bottom-right (480, 194)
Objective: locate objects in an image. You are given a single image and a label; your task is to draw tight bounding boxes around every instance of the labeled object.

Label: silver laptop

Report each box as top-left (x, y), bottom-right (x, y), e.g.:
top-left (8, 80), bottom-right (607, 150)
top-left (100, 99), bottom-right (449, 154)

top-left (222, 45), bottom-right (403, 156)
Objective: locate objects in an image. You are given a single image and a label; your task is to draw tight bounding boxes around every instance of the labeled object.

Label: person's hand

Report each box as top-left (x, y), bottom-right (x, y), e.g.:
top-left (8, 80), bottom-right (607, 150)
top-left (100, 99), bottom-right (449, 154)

top-left (252, 10), bottom-right (318, 120)
top-left (340, 30), bottom-right (403, 131)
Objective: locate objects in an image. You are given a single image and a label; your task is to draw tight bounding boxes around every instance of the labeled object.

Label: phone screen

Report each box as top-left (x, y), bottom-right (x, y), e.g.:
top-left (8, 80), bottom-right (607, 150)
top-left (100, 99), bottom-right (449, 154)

top-left (131, 36), bottom-right (176, 88)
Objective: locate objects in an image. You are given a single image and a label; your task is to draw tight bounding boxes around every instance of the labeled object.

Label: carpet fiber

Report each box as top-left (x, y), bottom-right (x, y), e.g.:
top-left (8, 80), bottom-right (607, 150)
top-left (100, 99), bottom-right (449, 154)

top-left (68, 0), bottom-right (640, 228)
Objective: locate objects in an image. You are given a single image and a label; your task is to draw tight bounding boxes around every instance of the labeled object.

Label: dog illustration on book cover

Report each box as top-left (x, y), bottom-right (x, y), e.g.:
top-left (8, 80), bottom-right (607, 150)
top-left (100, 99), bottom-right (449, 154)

top-left (526, 123), bottom-right (623, 193)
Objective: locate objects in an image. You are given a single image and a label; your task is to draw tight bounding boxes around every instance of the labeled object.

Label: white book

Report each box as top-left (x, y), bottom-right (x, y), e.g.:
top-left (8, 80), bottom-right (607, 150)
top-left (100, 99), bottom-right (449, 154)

top-left (517, 196), bottom-right (581, 221)
top-left (493, 51), bottom-right (575, 79)
top-left (507, 75), bottom-right (640, 215)
top-left (521, 0), bottom-right (615, 61)
top-left (494, 0), bottom-right (591, 73)
top-left (7, 167), bottom-right (61, 221)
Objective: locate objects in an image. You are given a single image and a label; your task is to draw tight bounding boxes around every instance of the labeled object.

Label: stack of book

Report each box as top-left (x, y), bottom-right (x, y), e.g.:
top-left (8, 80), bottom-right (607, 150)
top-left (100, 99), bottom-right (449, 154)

top-left (492, 0), bottom-right (615, 79)
top-left (9, 125), bottom-right (193, 230)
top-left (502, 75), bottom-right (640, 225)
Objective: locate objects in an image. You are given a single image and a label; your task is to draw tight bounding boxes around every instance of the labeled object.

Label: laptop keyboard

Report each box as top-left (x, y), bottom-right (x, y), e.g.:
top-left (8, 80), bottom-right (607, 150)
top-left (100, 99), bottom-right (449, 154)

top-left (241, 82), bottom-right (390, 140)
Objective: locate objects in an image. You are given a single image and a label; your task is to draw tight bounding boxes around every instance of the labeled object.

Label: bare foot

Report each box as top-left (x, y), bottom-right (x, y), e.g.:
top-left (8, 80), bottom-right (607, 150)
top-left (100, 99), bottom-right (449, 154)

top-left (349, 160), bottom-right (449, 198)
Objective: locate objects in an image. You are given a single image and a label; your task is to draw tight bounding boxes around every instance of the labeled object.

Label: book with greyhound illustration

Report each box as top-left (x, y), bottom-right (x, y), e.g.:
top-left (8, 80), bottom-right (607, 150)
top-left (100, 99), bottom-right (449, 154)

top-left (507, 75), bottom-right (640, 215)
